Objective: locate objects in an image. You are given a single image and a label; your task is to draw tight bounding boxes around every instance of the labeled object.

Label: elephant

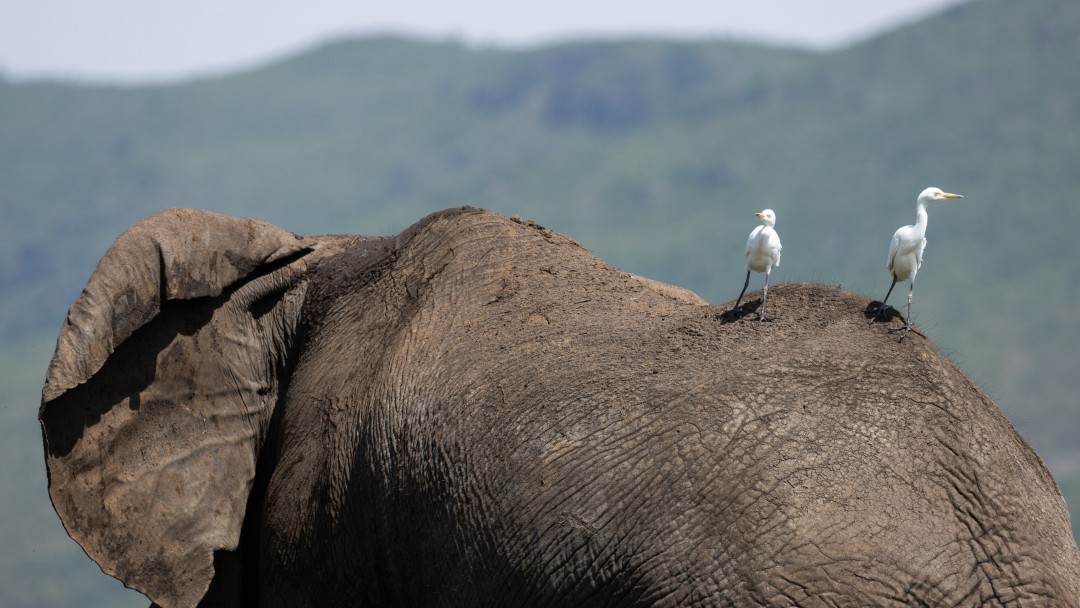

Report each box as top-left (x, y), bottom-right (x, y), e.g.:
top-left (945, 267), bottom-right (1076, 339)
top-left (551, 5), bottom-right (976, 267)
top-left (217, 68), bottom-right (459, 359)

top-left (40, 206), bottom-right (1080, 607)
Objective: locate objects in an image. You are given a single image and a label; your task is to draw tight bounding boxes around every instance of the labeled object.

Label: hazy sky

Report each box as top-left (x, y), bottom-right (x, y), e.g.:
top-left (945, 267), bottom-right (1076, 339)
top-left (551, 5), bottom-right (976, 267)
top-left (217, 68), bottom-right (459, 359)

top-left (2, 0), bottom-right (968, 82)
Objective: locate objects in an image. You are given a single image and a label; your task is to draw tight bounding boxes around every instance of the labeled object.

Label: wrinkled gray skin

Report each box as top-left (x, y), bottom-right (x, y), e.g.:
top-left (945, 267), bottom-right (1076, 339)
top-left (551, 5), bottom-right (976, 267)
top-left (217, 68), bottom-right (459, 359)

top-left (41, 207), bottom-right (1080, 607)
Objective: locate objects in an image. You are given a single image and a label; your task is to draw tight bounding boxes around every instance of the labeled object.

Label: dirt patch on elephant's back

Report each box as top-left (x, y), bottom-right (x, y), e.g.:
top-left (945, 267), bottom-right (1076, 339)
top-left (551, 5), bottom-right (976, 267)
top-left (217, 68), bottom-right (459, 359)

top-left (571, 279), bottom-right (973, 432)
top-left (689, 282), bottom-right (931, 357)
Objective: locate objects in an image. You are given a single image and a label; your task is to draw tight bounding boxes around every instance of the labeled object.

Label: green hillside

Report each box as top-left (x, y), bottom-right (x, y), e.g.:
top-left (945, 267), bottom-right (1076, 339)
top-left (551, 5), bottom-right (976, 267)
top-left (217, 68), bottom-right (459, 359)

top-left (3, 0), bottom-right (1078, 604)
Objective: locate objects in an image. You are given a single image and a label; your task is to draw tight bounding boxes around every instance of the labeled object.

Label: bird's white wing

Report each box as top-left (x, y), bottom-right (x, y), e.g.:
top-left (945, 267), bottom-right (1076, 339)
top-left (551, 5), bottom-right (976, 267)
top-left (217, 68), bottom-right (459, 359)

top-left (771, 229), bottom-right (781, 267)
top-left (745, 225), bottom-right (763, 259)
top-left (915, 236), bottom-right (927, 269)
top-left (886, 229), bottom-right (901, 273)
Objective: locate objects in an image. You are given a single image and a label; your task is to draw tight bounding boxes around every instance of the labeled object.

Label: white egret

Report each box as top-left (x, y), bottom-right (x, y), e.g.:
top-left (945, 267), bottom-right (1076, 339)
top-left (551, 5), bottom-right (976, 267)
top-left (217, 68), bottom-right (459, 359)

top-left (731, 209), bottom-right (782, 322)
top-left (871, 186), bottom-right (963, 336)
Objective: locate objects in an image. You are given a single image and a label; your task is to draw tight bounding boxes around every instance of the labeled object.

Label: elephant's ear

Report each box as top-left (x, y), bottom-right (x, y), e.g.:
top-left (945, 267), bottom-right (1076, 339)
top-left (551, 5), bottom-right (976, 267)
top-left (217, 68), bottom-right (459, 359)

top-left (42, 208), bottom-right (308, 403)
top-left (39, 208), bottom-right (315, 608)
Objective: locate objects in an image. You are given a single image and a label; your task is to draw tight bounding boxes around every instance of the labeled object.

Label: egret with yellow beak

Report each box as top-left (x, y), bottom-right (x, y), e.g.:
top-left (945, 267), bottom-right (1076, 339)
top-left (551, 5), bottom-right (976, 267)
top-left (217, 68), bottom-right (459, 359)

top-left (730, 208), bottom-right (782, 322)
top-left (871, 187), bottom-right (963, 338)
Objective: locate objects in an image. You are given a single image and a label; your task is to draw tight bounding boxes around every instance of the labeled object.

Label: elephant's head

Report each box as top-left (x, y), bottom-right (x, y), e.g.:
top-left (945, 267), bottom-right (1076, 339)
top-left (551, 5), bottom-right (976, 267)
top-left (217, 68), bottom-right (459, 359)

top-left (40, 207), bottom-right (1080, 607)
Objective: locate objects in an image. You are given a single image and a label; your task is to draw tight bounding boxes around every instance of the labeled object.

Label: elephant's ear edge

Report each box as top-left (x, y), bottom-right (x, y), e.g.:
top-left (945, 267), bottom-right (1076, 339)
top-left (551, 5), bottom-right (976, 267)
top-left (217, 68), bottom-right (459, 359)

top-left (41, 207), bottom-right (310, 405)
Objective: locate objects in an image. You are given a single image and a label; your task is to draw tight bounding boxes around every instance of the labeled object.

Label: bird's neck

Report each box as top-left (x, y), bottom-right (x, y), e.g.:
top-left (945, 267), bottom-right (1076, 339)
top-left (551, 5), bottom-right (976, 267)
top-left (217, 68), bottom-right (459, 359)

top-left (914, 202), bottom-right (929, 234)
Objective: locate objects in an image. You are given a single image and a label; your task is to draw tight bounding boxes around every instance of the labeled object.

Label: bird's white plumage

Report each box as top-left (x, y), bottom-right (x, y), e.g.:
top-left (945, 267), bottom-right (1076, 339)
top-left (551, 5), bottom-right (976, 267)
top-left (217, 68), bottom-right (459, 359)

top-left (885, 187), bottom-right (960, 283)
top-left (874, 187), bottom-right (963, 334)
top-left (726, 208), bottom-right (783, 322)
top-left (746, 209), bottom-right (781, 274)
top-left (886, 224), bottom-right (926, 283)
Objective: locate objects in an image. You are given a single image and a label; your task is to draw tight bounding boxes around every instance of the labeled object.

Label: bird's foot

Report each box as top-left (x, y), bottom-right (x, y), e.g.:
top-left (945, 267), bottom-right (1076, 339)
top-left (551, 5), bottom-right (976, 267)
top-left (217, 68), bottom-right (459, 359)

top-left (888, 323), bottom-right (911, 342)
top-left (887, 323), bottom-right (925, 342)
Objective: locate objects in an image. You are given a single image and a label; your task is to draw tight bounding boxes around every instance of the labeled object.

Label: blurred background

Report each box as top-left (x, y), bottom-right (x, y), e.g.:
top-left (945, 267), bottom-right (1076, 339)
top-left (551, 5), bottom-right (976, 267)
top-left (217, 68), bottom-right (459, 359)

top-left (3, 0), bottom-right (1077, 604)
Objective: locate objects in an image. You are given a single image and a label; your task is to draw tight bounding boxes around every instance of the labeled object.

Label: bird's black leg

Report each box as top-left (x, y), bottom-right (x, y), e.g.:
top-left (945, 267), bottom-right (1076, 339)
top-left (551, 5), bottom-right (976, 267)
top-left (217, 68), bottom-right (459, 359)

top-left (733, 270), bottom-right (750, 311)
top-left (882, 279), bottom-right (896, 307)
top-left (869, 278), bottom-right (897, 324)
top-left (719, 271), bottom-right (752, 323)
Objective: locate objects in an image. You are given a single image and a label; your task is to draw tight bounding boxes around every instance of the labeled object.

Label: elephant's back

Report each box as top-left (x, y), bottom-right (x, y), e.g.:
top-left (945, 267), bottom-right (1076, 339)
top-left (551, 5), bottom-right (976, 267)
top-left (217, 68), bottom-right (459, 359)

top-left (449, 275), bottom-right (1080, 605)
top-left (287, 208), bottom-right (1080, 605)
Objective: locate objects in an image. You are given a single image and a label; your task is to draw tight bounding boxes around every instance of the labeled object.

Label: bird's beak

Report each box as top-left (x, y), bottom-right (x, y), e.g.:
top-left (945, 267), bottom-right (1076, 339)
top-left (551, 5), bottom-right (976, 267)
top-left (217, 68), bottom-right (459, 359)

top-left (755, 212), bottom-right (764, 219)
top-left (942, 192), bottom-right (963, 199)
